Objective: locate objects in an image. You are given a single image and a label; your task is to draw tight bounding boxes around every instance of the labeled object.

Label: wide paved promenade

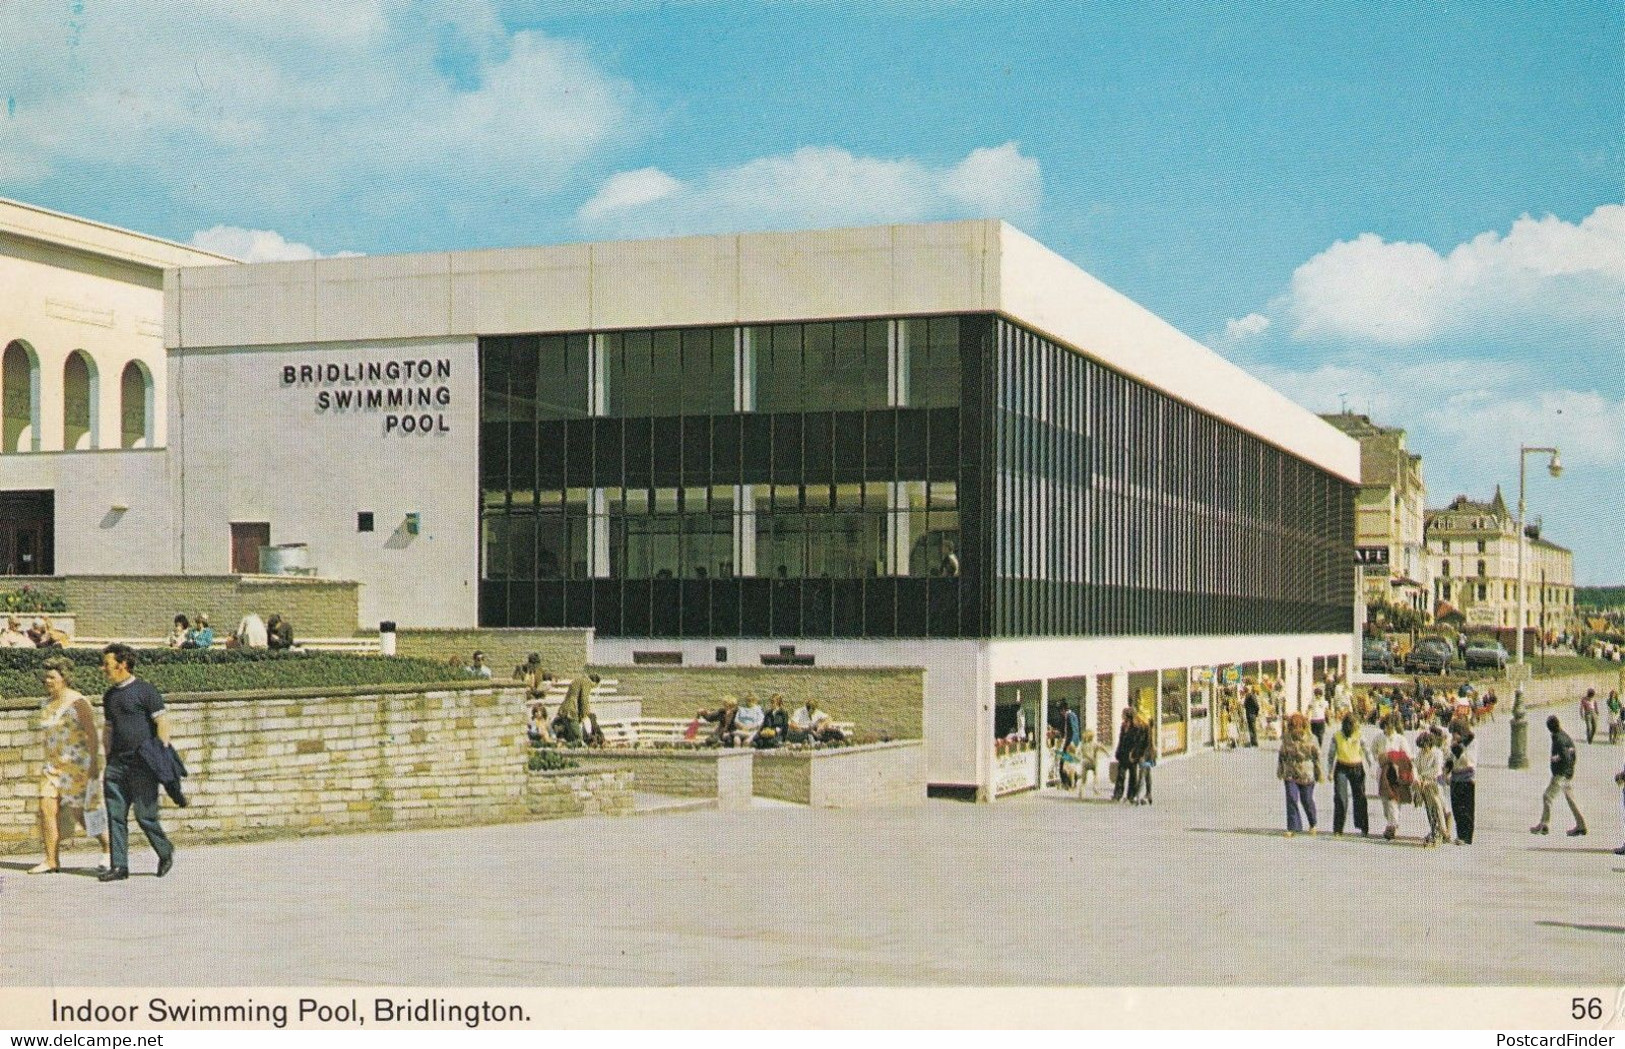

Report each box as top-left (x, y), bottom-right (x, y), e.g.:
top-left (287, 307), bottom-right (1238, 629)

top-left (2, 710), bottom-right (1619, 986)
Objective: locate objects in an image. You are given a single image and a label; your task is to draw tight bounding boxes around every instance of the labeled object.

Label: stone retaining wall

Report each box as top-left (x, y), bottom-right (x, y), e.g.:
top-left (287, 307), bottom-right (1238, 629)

top-left (0, 682), bottom-right (540, 853)
top-left (565, 748), bottom-right (752, 810)
top-left (1520, 670), bottom-right (1623, 710)
top-left (52, 575), bottom-right (361, 638)
top-left (587, 665), bottom-right (924, 743)
top-left (525, 768), bottom-right (634, 819)
top-left (752, 741), bottom-right (926, 808)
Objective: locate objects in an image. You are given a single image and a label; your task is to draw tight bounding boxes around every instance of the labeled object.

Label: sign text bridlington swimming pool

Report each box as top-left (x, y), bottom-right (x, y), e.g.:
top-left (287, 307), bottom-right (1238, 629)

top-left (281, 358), bottom-right (453, 435)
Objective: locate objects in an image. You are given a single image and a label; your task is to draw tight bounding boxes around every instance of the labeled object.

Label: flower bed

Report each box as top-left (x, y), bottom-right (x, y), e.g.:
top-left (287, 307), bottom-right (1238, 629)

top-left (0, 648), bottom-right (465, 699)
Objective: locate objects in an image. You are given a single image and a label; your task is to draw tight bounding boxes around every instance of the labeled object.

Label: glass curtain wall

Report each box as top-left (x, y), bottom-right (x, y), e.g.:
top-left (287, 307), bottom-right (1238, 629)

top-left (480, 317), bottom-right (980, 637)
top-left (988, 318), bottom-right (1354, 637)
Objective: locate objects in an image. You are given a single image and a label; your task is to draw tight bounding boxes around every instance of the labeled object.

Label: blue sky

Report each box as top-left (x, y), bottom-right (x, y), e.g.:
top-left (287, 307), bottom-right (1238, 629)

top-left (4, 0), bottom-right (1621, 582)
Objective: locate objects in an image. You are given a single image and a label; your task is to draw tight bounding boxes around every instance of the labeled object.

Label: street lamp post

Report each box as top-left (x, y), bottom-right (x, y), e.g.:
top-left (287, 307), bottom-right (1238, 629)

top-left (1515, 445), bottom-right (1562, 669)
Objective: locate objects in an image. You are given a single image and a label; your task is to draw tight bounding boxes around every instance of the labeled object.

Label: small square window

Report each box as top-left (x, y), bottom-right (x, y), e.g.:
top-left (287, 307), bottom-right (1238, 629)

top-left (357, 512), bottom-right (375, 533)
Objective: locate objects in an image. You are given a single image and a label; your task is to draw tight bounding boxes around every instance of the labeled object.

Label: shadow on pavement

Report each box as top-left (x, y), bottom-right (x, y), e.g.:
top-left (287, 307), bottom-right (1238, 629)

top-left (1186, 826), bottom-right (1427, 847)
top-left (1535, 920), bottom-right (1625, 935)
top-left (1527, 846), bottom-right (1620, 855)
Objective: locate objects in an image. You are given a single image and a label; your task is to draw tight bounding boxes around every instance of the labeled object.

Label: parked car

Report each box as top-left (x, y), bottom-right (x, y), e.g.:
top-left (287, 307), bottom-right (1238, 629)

top-left (1361, 638), bottom-right (1396, 674)
top-left (1404, 637), bottom-right (1455, 675)
top-left (1463, 638), bottom-right (1509, 670)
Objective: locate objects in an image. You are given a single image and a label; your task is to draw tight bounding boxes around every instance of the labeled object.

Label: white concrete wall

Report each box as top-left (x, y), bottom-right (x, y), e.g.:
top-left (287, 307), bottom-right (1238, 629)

top-left (168, 337), bottom-right (480, 630)
top-left (0, 449), bottom-right (174, 574)
top-left (590, 636), bottom-right (986, 789)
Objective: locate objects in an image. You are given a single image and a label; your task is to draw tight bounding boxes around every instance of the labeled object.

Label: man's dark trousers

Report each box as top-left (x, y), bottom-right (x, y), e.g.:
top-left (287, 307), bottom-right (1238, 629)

top-left (1246, 713), bottom-right (1258, 747)
top-left (105, 757), bottom-right (174, 871)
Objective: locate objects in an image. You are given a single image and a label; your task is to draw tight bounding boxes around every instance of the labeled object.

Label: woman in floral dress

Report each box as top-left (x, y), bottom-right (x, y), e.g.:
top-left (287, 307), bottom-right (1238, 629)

top-left (31, 656), bottom-right (110, 874)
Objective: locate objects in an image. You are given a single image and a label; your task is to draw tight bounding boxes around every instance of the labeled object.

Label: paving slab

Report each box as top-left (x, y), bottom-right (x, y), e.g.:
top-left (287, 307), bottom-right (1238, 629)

top-left (0, 709), bottom-right (1618, 985)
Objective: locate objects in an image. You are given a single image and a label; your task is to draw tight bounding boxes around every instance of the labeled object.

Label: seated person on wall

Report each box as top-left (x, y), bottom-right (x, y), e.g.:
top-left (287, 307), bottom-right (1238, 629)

top-left (0, 615), bottom-right (35, 648)
top-left (266, 614), bottom-right (294, 652)
top-left (29, 617), bottom-right (67, 650)
top-left (165, 614), bottom-right (189, 649)
top-left (517, 654), bottom-right (552, 700)
top-left (527, 704), bottom-right (555, 746)
top-left (697, 696), bottom-right (740, 747)
top-left (181, 614), bottom-right (214, 650)
top-left (464, 650), bottom-right (493, 679)
top-left (754, 693), bottom-right (790, 749)
top-left (231, 612), bottom-right (268, 650)
top-left (788, 698), bottom-right (845, 745)
top-left (733, 692), bottom-right (766, 747)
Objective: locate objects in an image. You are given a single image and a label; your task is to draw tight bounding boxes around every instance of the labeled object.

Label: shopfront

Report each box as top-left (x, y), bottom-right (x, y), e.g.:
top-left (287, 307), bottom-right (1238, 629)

top-left (992, 680), bottom-right (1042, 796)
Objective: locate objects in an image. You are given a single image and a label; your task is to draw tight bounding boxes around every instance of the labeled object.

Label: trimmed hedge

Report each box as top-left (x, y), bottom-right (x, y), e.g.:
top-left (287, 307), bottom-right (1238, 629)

top-left (0, 648), bottom-right (469, 701)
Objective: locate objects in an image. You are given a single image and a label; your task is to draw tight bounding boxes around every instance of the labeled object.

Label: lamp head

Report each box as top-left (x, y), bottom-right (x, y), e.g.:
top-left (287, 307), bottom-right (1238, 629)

top-left (1546, 451), bottom-right (1562, 478)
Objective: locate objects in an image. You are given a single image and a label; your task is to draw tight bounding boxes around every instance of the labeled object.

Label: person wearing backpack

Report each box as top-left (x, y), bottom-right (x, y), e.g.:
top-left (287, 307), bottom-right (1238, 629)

top-left (1377, 714), bottom-right (1415, 841)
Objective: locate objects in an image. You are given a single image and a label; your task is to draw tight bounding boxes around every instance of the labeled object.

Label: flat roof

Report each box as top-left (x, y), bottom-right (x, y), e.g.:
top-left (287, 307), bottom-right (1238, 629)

top-left (1, 196), bottom-right (239, 271)
top-left (167, 219), bottom-right (1359, 480)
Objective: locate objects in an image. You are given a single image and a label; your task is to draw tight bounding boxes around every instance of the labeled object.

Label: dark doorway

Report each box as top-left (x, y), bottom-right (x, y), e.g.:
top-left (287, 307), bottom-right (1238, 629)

top-left (230, 522), bottom-right (270, 574)
top-left (0, 490), bottom-right (54, 576)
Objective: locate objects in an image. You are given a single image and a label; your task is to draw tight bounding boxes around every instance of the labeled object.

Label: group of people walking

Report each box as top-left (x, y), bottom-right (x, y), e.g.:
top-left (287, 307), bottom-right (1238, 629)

top-left (26, 645), bottom-right (178, 881)
top-left (1110, 707), bottom-right (1156, 805)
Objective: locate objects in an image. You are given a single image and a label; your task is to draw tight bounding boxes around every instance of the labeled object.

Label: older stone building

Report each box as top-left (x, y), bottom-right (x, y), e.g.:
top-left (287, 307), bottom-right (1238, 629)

top-left (1320, 413), bottom-right (1430, 620)
top-left (1426, 489), bottom-right (1575, 637)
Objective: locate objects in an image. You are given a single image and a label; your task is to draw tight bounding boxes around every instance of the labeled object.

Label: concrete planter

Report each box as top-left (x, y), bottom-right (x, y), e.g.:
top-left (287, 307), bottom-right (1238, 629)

top-left (752, 740), bottom-right (926, 808)
top-left (566, 748), bottom-right (753, 809)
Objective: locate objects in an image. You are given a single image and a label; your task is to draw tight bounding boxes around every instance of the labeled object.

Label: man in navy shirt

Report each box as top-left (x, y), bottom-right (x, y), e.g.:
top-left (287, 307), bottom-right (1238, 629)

top-left (99, 644), bottom-right (176, 882)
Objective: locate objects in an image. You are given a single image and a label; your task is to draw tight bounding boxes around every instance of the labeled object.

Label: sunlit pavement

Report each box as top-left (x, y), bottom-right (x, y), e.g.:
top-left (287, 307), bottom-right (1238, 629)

top-left (2, 705), bottom-right (1620, 986)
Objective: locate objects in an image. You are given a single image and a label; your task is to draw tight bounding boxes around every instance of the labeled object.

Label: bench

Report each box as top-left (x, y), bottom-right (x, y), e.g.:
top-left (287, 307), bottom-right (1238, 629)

top-left (584, 716), bottom-right (858, 748)
top-left (69, 635), bottom-right (380, 654)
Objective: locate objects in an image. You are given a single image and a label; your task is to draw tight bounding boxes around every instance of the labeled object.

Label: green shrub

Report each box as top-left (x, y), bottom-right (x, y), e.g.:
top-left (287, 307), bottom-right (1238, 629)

top-left (528, 747), bottom-right (579, 772)
top-left (0, 648), bottom-right (468, 700)
top-left (0, 586), bottom-right (67, 614)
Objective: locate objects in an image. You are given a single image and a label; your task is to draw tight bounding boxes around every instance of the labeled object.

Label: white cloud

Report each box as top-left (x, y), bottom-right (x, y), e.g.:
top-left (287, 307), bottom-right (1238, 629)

top-left (1221, 312), bottom-right (1271, 343)
top-left (188, 226), bottom-right (362, 263)
top-left (0, 1), bottom-right (636, 219)
top-left (1282, 205), bottom-right (1624, 345)
top-left (577, 168), bottom-right (682, 223)
top-left (576, 142), bottom-right (1042, 237)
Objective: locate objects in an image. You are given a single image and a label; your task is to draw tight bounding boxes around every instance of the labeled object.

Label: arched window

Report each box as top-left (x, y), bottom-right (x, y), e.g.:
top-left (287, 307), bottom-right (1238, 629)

top-left (1476, 559), bottom-right (1486, 577)
top-left (63, 350), bottom-right (99, 450)
top-left (1441, 561), bottom-right (1450, 577)
top-left (120, 360), bottom-right (154, 448)
top-left (2, 340), bottom-right (40, 452)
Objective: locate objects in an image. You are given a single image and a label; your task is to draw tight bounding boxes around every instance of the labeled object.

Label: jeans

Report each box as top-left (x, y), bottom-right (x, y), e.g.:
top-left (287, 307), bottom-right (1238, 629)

top-left (1540, 773), bottom-right (1586, 829)
top-left (1284, 780), bottom-right (1316, 832)
top-left (1311, 720), bottom-right (1326, 746)
top-left (1136, 765), bottom-right (1153, 802)
top-left (1332, 763), bottom-right (1368, 834)
top-left (1112, 760), bottom-right (1140, 801)
top-left (1451, 779), bottom-right (1476, 843)
top-left (1583, 712), bottom-right (1598, 744)
top-left (1246, 714), bottom-right (1258, 747)
top-left (104, 758), bottom-right (174, 871)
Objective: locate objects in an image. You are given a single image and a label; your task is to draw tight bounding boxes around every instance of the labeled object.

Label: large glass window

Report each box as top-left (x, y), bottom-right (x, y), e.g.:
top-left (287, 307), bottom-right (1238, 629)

top-left (606, 326), bottom-right (733, 417)
top-left (751, 320), bottom-right (887, 412)
top-left (608, 486), bottom-right (734, 579)
top-left (481, 488), bottom-right (590, 580)
top-left (904, 480), bottom-right (960, 576)
top-left (756, 483), bottom-right (886, 579)
top-left (904, 315), bottom-right (961, 409)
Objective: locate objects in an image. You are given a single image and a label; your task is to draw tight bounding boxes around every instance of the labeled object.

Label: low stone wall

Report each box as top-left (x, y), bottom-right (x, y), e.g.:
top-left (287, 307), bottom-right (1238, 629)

top-left (565, 748), bottom-right (753, 810)
top-left (752, 741), bottom-right (926, 808)
top-left (525, 768), bottom-right (634, 819)
top-left (587, 665), bottom-right (925, 743)
top-left (56, 575), bottom-right (361, 639)
top-left (396, 628), bottom-right (592, 681)
top-left (0, 682), bottom-right (539, 854)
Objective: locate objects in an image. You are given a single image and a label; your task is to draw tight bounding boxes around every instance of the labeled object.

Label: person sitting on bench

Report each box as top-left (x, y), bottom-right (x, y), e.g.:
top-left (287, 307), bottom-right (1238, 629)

top-left (788, 698), bottom-right (844, 745)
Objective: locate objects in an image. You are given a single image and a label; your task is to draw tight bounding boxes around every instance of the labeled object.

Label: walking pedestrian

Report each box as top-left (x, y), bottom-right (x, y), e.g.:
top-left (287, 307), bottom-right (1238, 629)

top-left (1614, 759), bottom-right (1624, 856)
top-left (1243, 688), bottom-right (1260, 748)
top-left (1309, 687), bottom-right (1330, 746)
top-left (1530, 716), bottom-right (1586, 837)
top-left (98, 644), bottom-right (177, 882)
top-left (1414, 732), bottom-right (1448, 847)
top-left (1579, 689), bottom-right (1599, 745)
top-left (1325, 712), bottom-right (1369, 835)
top-left (1378, 714), bottom-right (1415, 841)
top-left (1277, 713), bottom-right (1322, 837)
top-left (28, 657), bottom-right (111, 874)
top-left (1111, 708), bottom-right (1141, 802)
top-left (1132, 710), bottom-right (1156, 806)
top-left (1448, 721), bottom-right (1477, 845)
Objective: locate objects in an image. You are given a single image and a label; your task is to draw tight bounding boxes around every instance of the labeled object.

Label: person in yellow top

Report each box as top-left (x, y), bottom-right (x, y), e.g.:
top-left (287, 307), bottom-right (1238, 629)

top-left (1325, 712), bottom-right (1370, 836)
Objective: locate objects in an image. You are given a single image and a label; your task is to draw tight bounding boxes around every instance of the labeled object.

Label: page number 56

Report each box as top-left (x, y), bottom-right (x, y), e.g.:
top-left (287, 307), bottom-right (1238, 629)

top-left (1571, 997), bottom-right (1602, 1020)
